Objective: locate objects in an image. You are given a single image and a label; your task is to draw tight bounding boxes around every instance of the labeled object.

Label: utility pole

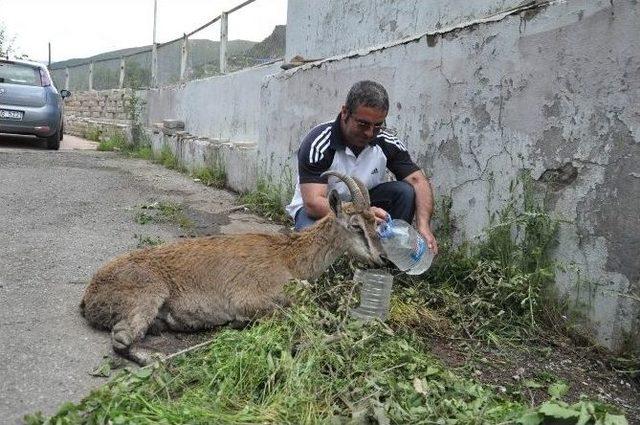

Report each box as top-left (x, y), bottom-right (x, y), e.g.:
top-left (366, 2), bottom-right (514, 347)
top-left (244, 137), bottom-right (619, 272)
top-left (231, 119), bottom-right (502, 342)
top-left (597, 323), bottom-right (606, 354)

top-left (48, 42), bottom-right (51, 66)
top-left (151, 0), bottom-right (158, 88)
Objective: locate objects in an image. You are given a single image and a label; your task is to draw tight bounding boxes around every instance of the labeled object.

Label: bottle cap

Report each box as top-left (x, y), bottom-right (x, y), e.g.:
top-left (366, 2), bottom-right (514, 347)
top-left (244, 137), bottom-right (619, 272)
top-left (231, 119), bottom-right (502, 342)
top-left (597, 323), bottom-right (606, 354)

top-left (376, 222), bottom-right (393, 239)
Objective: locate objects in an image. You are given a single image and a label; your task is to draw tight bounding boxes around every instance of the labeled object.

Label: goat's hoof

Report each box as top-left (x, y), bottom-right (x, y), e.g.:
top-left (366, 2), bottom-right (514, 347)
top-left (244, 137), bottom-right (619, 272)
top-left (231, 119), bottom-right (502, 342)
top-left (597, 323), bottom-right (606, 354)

top-left (112, 326), bottom-right (133, 353)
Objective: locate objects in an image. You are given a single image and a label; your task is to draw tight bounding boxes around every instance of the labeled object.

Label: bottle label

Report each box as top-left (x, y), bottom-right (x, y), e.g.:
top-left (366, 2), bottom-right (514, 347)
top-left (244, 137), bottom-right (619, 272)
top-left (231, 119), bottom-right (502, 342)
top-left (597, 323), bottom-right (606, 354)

top-left (411, 237), bottom-right (426, 262)
top-left (376, 216), bottom-right (394, 239)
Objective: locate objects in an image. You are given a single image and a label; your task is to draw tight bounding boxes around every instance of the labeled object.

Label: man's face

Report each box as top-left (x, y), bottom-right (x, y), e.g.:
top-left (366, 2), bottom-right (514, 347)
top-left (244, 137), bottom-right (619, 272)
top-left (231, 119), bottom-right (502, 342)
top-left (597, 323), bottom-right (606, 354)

top-left (340, 105), bottom-right (387, 148)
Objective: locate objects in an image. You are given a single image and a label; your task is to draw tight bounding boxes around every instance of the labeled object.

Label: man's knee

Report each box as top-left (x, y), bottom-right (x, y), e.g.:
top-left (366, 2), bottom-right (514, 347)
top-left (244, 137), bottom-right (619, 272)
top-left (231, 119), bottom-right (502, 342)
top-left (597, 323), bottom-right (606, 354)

top-left (372, 180), bottom-right (415, 204)
top-left (294, 208), bottom-right (318, 231)
top-left (369, 181), bottom-right (415, 222)
top-left (389, 180), bottom-right (415, 202)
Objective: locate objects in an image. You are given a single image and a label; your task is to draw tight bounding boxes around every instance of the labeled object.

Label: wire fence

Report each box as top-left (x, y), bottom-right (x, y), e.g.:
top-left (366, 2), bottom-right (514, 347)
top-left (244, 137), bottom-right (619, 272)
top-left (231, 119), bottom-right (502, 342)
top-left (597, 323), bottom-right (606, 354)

top-left (49, 0), bottom-right (285, 91)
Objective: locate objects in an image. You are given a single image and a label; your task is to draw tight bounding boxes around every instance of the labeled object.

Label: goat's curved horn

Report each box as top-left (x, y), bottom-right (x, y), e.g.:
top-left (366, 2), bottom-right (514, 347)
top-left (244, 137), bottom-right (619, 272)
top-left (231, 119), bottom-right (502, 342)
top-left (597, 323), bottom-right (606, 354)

top-left (353, 178), bottom-right (371, 207)
top-left (321, 171), bottom-right (367, 209)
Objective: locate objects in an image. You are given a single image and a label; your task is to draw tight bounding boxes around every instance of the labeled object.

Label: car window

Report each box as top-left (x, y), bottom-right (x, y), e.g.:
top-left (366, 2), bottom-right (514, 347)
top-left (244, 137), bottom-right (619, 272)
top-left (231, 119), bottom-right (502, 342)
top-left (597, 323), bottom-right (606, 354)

top-left (0, 63), bottom-right (42, 86)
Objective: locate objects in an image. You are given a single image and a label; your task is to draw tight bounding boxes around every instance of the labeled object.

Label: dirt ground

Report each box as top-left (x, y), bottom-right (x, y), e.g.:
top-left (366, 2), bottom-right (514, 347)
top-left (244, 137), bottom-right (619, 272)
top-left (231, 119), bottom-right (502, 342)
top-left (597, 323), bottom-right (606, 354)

top-left (430, 336), bottom-right (639, 422)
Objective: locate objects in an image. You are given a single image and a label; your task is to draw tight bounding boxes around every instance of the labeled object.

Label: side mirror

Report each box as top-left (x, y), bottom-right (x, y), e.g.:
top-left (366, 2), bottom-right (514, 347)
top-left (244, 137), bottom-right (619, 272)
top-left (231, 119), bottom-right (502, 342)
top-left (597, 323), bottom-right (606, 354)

top-left (60, 89), bottom-right (72, 99)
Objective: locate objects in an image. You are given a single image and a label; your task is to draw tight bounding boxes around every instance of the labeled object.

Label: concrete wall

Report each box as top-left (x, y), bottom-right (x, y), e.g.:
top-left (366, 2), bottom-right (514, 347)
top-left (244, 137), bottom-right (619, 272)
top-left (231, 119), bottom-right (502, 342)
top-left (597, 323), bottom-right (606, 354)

top-left (149, 128), bottom-right (258, 193)
top-left (286, 0), bottom-right (525, 60)
top-left (262, 0), bottom-right (640, 350)
top-left (146, 62), bottom-right (282, 143)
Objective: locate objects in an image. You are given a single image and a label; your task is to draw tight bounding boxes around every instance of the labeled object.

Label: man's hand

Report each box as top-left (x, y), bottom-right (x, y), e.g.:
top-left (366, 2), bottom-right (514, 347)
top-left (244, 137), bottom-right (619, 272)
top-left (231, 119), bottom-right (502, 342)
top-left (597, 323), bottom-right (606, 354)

top-left (418, 225), bottom-right (439, 255)
top-left (370, 206), bottom-right (389, 224)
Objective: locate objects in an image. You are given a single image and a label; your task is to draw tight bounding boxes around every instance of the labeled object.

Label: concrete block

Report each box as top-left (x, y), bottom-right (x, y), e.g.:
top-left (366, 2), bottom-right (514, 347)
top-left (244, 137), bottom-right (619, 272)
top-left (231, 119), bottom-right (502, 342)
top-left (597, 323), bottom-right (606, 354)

top-left (163, 119), bottom-right (185, 130)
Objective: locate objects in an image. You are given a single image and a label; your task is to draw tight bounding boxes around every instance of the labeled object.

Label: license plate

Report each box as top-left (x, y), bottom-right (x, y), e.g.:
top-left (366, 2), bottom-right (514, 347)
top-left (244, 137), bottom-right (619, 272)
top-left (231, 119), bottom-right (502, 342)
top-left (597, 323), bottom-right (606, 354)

top-left (0, 109), bottom-right (24, 120)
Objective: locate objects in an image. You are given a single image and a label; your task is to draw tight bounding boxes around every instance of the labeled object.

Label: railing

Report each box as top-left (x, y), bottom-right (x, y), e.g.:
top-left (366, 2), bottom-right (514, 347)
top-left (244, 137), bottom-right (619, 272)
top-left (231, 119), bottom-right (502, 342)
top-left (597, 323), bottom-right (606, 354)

top-left (49, 0), bottom-right (284, 91)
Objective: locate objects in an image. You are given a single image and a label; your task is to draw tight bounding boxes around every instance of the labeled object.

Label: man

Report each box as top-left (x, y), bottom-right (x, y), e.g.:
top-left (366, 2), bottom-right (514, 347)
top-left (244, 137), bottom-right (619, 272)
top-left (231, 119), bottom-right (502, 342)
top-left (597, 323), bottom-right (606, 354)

top-left (285, 80), bottom-right (438, 255)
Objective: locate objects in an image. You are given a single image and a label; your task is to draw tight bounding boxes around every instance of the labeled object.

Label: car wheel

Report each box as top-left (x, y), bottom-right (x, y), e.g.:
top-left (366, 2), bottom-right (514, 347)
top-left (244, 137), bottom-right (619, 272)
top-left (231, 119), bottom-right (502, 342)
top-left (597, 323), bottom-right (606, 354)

top-left (45, 129), bottom-right (61, 150)
top-left (60, 123), bottom-right (64, 141)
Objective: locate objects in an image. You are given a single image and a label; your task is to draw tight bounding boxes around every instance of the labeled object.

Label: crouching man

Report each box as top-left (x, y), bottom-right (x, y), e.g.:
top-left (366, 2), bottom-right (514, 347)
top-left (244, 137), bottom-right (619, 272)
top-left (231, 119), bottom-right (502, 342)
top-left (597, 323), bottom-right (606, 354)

top-left (286, 80), bottom-right (438, 254)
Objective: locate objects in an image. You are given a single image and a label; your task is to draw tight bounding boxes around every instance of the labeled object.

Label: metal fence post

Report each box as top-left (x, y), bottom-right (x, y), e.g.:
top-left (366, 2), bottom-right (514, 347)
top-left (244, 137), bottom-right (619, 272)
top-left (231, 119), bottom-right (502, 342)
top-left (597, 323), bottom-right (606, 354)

top-left (64, 67), bottom-right (70, 90)
top-left (220, 11), bottom-right (228, 74)
top-left (180, 33), bottom-right (189, 81)
top-left (119, 56), bottom-right (126, 89)
top-left (152, 44), bottom-right (158, 88)
top-left (151, 0), bottom-right (158, 87)
top-left (89, 61), bottom-right (94, 91)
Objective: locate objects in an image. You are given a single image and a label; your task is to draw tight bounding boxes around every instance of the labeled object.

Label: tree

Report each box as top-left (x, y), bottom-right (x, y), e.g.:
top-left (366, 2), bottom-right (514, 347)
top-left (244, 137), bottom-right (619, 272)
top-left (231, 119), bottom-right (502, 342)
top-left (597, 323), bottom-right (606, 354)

top-left (0, 22), bottom-right (20, 59)
top-left (0, 23), bottom-right (8, 58)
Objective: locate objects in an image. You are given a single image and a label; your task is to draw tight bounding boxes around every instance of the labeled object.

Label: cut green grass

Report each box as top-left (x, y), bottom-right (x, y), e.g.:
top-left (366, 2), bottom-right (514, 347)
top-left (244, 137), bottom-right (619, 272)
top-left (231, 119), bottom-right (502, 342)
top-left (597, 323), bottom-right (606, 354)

top-left (24, 282), bottom-right (627, 424)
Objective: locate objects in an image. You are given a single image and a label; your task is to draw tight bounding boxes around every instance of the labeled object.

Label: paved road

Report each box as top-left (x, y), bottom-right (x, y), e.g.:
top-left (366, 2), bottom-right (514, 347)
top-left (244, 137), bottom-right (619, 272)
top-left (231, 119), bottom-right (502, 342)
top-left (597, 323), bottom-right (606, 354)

top-left (0, 133), bottom-right (282, 423)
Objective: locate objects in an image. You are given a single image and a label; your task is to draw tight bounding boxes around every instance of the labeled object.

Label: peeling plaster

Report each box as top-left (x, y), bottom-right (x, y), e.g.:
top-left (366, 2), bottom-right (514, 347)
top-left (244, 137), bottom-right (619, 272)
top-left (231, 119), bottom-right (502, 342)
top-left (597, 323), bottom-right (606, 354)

top-left (277, 0), bottom-right (556, 80)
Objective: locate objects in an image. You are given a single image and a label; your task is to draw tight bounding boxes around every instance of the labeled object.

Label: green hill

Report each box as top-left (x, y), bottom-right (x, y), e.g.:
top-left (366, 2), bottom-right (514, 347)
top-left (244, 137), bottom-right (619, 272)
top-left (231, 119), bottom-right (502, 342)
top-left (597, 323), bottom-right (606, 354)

top-left (49, 25), bottom-right (285, 89)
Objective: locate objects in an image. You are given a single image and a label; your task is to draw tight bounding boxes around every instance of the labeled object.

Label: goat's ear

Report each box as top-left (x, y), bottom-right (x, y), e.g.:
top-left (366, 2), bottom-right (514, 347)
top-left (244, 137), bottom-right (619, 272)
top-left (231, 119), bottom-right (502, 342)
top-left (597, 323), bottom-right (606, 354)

top-left (328, 189), bottom-right (342, 216)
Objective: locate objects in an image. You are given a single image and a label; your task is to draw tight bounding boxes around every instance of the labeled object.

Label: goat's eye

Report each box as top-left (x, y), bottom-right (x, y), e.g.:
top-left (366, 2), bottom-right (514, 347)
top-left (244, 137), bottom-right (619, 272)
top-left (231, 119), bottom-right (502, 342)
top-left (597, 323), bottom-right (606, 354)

top-left (348, 224), bottom-right (364, 233)
top-left (347, 215), bottom-right (363, 231)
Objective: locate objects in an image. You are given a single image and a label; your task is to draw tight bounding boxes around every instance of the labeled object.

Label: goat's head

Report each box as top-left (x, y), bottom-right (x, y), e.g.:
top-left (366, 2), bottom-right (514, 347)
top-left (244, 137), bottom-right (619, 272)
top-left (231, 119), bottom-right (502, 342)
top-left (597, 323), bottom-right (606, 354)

top-left (322, 171), bottom-right (385, 266)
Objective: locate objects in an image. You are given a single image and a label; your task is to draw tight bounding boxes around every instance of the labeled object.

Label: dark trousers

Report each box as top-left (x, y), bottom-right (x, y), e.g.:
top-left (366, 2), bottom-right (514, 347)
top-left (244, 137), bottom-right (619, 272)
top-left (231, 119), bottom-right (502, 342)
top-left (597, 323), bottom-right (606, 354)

top-left (294, 180), bottom-right (415, 231)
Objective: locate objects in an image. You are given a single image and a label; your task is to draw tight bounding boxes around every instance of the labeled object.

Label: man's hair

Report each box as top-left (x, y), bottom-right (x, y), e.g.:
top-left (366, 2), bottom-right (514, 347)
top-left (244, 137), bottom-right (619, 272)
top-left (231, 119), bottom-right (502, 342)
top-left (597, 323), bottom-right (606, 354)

top-left (345, 80), bottom-right (389, 114)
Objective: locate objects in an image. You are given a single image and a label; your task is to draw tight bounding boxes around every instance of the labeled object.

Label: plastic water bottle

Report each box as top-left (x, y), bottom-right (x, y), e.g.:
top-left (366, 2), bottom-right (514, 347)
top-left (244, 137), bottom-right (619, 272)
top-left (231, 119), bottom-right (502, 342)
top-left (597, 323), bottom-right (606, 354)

top-left (349, 269), bottom-right (394, 321)
top-left (377, 217), bottom-right (434, 275)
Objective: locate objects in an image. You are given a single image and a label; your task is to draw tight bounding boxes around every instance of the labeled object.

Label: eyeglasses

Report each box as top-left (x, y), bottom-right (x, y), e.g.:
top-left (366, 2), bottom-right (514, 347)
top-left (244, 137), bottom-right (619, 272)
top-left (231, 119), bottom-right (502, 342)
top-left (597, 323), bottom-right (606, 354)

top-left (352, 117), bottom-right (386, 133)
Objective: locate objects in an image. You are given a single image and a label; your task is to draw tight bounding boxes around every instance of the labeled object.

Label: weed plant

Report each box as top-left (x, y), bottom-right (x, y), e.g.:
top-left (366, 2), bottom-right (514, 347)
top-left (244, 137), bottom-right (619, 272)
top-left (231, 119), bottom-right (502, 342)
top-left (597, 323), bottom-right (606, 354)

top-left (97, 133), bottom-right (126, 152)
top-left (239, 177), bottom-right (292, 224)
top-left (192, 164), bottom-right (226, 189)
top-left (135, 202), bottom-right (194, 233)
top-left (83, 126), bottom-right (103, 142)
top-left (155, 146), bottom-right (184, 172)
top-left (134, 234), bottom-right (165, 248)
top-left (389, 178), bottom-right (560, 343)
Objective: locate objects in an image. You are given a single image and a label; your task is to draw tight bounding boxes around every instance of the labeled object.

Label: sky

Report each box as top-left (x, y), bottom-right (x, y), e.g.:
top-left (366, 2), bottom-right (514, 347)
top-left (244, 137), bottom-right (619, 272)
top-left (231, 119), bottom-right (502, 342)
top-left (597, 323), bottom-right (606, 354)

top-left (0, 0), bottom-right (288, 63)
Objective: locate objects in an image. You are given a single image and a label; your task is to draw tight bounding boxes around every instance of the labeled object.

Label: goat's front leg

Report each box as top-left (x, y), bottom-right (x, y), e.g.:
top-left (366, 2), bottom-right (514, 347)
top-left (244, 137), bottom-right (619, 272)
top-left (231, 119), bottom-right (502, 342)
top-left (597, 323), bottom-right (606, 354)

top-left (111, 294), bottom-right (166, 365)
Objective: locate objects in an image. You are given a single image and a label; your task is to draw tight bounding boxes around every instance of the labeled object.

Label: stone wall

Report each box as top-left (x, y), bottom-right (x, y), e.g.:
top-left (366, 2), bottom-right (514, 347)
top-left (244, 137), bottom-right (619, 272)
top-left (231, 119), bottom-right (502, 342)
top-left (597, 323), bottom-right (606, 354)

top-left (63, 89), bottom-right (147, 141)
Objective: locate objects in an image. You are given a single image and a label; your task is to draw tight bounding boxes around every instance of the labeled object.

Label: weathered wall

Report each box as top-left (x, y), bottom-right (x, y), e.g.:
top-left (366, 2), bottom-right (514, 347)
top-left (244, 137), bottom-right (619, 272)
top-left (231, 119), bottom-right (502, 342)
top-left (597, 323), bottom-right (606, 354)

top-left (63, 89), bottom-right (147, 141)
top-left (146, 62), bottom-right (282, 143)
top-left (286, 0), bottom-right (525, 60)
top-left (262, 0), bottom-right (640, 350)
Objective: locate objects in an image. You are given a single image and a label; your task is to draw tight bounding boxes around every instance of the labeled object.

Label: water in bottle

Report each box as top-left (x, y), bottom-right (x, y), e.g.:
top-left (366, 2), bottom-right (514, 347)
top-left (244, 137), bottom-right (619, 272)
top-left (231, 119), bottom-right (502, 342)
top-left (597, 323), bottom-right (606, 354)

top-left (349, 269), bottom-right (394, 321)
top-left (376, 217), bottom-right (434, 275)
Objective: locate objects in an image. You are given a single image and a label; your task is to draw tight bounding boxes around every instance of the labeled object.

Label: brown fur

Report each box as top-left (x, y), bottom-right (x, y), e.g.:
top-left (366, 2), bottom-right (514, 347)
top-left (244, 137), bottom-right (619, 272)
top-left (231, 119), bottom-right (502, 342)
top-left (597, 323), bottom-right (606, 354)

top-left (80, 198), bottom-right (383, 364)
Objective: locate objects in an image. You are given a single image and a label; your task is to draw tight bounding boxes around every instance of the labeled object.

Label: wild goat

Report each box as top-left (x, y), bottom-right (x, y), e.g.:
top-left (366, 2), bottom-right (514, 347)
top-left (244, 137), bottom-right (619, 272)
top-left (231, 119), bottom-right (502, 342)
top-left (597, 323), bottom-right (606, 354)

top-left (80, 172), bottom-right (384, 364)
